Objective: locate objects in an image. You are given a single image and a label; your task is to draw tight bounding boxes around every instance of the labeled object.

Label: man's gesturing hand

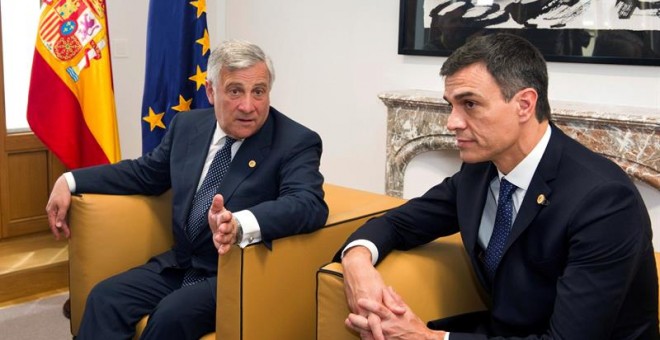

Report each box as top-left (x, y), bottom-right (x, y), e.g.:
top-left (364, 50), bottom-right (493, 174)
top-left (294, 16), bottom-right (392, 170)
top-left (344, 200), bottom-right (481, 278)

top-left (208, 194), bottom-right (238, 254)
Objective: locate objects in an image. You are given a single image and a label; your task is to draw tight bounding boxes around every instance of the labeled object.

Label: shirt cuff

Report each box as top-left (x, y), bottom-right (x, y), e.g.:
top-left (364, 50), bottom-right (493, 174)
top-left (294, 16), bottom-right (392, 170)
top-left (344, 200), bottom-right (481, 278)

top-left (233, 210), bottom-right (261, 248)
top-left (63, 172), bottom-right (76, 193)
top-left (341, 240), bottom-right (379, 266)
top-left (445, 332), bottom-right (450, 340)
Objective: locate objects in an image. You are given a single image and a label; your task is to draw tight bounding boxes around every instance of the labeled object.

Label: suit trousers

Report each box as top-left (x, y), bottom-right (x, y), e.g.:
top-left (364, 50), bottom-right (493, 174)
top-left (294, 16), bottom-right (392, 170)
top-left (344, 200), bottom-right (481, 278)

top-left (77, 265), bottom-right (216, 340)
top-left (427, 311), bottom-right (490, 335)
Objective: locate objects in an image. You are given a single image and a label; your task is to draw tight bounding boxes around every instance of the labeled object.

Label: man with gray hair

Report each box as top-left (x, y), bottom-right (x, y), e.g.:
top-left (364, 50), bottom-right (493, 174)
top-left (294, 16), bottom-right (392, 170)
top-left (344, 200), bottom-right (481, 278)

top-left (46, 40), bottom-right (328, 339)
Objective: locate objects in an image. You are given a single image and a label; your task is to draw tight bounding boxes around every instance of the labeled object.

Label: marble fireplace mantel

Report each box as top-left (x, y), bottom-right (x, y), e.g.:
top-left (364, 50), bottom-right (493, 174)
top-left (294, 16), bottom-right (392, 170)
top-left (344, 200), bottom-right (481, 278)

top-left (379, 90), bottom-right (660, 198)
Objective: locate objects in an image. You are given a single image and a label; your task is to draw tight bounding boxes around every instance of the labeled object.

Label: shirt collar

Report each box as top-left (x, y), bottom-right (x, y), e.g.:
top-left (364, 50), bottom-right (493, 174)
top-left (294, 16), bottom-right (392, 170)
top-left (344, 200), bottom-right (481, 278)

top-left (213, 122), bottom-right (245, 145)
top-left (498, 124), bottom-right (552, 191)
top-left (211, 122), bottom-right (225, 146)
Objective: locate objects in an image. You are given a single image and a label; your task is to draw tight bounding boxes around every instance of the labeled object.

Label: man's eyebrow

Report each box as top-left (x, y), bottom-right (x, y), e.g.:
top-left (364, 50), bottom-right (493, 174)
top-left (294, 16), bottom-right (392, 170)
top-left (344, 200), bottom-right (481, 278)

top-left (224, 82), bottom-right (244, 88)
top-left (444, 90), bottom-right (477, 102)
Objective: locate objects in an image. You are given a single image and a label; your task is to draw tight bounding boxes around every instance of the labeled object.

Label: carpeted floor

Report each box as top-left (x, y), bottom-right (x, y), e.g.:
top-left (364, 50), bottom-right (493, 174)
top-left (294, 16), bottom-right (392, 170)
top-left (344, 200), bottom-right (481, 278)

top-left (0, 292), bottom-right (72, 339)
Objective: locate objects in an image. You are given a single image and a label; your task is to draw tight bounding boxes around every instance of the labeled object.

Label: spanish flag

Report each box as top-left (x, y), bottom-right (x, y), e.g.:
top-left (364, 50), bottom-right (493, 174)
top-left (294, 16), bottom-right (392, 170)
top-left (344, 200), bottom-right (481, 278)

top-left (27, 0), bottom-right (120, 169)
top-left (141, 0), bottom-right (211, 154)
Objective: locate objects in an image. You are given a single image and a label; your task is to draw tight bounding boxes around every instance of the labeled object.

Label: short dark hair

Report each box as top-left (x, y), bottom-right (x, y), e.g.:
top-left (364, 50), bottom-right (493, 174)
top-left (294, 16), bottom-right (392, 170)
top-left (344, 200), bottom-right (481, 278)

top-left (440, 33), bottom-right (551, 121)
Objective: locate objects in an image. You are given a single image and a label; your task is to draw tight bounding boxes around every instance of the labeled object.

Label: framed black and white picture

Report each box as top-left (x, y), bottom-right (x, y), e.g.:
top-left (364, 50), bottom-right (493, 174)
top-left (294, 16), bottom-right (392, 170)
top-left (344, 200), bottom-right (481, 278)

top-left (399, 0), bottom-right (660, 66)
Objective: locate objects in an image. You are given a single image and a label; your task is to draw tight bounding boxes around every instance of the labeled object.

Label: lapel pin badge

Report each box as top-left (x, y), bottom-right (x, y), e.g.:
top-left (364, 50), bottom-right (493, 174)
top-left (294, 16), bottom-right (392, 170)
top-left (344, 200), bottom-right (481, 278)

top-left (248, 160), bottom-right (256, 168)
top-left (537, 194), bottom-right (549, 206)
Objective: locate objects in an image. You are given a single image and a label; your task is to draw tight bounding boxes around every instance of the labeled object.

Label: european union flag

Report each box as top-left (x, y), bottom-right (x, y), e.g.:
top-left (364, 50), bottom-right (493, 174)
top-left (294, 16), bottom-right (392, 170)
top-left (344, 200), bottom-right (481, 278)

top-left (141, 0), bottom-right (211, 154)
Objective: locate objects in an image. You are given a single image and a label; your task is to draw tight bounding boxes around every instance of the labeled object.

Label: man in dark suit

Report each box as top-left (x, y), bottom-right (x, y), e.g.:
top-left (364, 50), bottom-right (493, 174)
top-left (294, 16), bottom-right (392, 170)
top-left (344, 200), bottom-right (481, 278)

top-left (339, 33), bottom-right (658, 339)
top-left (46, 40), bottom-right (328, 339)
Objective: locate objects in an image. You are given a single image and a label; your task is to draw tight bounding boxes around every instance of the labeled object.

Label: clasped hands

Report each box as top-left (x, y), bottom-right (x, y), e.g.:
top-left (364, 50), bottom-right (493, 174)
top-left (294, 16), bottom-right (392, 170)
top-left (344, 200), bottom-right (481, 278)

top-left (208, 194), bottom-right (239, 255)
top-left (342, 247), bottom-right (445, 340)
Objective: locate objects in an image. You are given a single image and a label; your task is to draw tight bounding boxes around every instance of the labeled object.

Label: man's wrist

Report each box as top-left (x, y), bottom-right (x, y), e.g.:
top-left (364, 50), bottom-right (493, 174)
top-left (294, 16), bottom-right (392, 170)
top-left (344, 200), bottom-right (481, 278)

top-left (63, 172), bottom-right (76, 193)
top-left (234, 218), bottom-right (243, 245)
top-left (341, 246), bottom-right (373, 268)
top-left (341, 240), bottom-right (379, 265)
top-left (232, 210), bottom-right (261, 247)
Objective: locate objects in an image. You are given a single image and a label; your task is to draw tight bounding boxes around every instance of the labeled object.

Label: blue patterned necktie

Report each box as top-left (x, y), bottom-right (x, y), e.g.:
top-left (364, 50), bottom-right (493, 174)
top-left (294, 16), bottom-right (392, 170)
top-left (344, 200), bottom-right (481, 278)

top-left (182, 136), bottom-right (236, 287)
top-left (483, 178), bottom-right (517, 281)
top-left (186, 136), bottom-right (236, 240)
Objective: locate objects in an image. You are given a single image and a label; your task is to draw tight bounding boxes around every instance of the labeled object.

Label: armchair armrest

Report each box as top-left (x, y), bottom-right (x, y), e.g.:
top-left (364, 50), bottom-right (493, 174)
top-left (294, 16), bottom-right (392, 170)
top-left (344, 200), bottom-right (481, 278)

top-left (68, 192), bottom-right (173, 335)
top-left (316, 233), bottom-right (488, 340)
top-left (216, 184), bottom-right (405, 340)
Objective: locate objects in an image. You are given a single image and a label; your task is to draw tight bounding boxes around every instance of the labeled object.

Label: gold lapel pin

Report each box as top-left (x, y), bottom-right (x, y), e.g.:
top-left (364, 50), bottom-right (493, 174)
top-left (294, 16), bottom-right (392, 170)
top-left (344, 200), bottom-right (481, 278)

top-left (248, 160), bottom-right (256, 168)
top-left (537, 194), bottom-right (549, 206)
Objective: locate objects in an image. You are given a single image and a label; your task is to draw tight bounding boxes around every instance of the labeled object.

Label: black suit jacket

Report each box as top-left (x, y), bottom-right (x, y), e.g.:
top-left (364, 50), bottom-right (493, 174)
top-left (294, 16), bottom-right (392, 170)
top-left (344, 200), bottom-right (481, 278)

top-left (339, 125), bottom-right (658, 339)
top-left (74, 107), bottom-right (328, 274)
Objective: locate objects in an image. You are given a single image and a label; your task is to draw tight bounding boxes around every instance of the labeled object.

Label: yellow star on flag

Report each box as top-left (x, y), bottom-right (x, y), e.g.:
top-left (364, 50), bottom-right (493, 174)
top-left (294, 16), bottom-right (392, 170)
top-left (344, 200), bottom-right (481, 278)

top-left (171, 95), bottom-right (193, 112)
top-left (188, 65), bottom-right (207, 91)
top-left (196, 29), bottom-right (210, 56)
top-left (143, 107), bottom-right (166, 131)
top-left (190, 0), bottom-right (206, 18)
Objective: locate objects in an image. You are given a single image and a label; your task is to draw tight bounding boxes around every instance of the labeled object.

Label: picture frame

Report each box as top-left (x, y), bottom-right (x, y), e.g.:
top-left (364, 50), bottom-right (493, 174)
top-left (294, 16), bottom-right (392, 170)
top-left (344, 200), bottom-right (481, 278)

top-left (399, 0), bottom-right (660, 66)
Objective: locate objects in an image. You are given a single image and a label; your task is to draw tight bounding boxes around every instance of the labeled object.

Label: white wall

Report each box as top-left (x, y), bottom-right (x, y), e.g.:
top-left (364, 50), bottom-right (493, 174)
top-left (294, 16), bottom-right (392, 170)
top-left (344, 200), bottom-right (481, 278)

top-left (105, 0), bottom-right (147, 160)
top-left (106, 1), bottom-right (659, 247)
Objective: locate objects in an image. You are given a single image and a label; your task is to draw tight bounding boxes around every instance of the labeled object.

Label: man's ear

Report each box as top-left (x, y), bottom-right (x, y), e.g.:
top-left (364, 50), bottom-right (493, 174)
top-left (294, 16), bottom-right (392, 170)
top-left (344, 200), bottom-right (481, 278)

top-left (516, 88), bottom-right (538, 123)
top-left (205, 80), bottom-right (215, 105)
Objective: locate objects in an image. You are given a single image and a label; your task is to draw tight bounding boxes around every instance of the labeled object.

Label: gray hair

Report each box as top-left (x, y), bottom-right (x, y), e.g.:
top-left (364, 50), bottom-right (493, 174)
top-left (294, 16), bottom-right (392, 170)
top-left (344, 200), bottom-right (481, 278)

top-left (206, 40), bottom-right (275, 88)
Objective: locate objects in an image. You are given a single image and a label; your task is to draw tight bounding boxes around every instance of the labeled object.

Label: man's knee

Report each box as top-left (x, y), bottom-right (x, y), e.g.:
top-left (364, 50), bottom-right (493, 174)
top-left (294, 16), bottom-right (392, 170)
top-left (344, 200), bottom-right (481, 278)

top-left (87, 277), bottom-right (122, 303)
top-left (145, 289), bottom-right (215, 336)
top-left (148, 299), bottom-right (183, 325)
top-left (142, 299), bottom-right (204, 339)
top-left (86, 283), bottom-right (109, 307)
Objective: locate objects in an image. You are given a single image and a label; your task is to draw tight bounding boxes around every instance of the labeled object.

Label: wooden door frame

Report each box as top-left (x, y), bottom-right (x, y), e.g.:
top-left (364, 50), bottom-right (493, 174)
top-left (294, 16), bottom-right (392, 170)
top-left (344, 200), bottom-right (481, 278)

top-left (0, 6), bottom-right (66, 238)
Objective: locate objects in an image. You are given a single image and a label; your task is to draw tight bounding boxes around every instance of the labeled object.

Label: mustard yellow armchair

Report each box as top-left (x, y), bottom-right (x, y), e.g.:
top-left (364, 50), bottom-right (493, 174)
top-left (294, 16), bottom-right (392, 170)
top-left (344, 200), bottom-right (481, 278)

top-left (316, 233), bottom-right (489, 340)
top-left (67, 184), bottom-right (404, 339)
top-left (317, 235), bottom-right (660, 339)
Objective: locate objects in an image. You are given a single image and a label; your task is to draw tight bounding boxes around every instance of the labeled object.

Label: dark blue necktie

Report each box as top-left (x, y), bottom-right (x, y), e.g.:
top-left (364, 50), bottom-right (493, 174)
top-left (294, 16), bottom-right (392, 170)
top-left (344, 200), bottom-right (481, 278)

top-left (182, 136), bottom-right (236, 287)
top-left (483, 178), bottom-right (517, 281)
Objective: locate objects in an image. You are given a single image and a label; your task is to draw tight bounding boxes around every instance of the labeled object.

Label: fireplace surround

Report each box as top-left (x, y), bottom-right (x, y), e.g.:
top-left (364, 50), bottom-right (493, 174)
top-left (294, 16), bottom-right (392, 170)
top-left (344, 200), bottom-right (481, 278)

top-left (380, 90), bottom-right (659, 198)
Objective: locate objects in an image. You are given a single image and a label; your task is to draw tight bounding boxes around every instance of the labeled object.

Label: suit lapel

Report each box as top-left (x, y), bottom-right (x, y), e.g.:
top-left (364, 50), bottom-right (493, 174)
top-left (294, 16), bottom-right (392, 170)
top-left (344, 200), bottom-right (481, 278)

top-left (460, 163), bottom-right (498, 258)
top-left (503, 125), bottom-right (562, 252)
top-left (456, 163), bottom-right (497, 289)
top-left (218, 109), bottom-right (274, 202)
top-left (181, 110), bottom-right (217, 222)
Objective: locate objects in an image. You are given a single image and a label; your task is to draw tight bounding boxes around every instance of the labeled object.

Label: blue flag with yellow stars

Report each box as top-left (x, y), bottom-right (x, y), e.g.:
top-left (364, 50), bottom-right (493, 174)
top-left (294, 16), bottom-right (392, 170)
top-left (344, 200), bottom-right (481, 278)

top-left (141, 0), bottom-right (211, 154)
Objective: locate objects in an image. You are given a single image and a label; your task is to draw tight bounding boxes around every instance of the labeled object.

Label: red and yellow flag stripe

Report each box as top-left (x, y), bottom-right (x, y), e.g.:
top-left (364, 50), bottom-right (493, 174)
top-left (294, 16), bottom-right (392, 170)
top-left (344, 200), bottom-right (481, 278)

top-left (27, 0), bottom-right (120, 169)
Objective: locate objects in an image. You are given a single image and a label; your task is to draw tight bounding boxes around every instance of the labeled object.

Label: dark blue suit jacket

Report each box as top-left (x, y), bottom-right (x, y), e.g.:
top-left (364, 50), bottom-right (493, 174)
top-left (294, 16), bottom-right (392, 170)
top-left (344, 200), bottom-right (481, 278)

top-left (73, 107), bottom-right (328, 274)
top-left (340, 125), bottom-right (658, 339)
